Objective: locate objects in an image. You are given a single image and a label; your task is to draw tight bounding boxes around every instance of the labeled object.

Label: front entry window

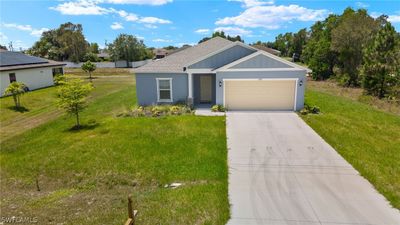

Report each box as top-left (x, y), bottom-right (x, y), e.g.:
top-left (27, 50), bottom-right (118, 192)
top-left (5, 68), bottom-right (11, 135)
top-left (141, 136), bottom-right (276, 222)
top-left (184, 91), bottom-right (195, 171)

top-left (157, 78), bottom-right (173, 102)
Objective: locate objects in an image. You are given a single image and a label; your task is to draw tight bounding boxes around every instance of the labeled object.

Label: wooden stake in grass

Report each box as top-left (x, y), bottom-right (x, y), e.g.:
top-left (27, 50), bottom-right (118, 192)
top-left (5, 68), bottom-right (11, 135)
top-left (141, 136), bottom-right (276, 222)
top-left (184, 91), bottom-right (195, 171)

top-left (35, 176), bottom-right (40, 192)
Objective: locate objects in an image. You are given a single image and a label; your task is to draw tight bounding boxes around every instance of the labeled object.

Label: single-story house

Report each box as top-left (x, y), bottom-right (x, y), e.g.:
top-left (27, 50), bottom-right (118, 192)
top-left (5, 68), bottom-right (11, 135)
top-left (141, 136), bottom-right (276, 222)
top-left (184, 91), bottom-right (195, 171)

top-left (0, 50), bottom-right (65, 97)
top-left (135, 37), bottom-right (308, 111)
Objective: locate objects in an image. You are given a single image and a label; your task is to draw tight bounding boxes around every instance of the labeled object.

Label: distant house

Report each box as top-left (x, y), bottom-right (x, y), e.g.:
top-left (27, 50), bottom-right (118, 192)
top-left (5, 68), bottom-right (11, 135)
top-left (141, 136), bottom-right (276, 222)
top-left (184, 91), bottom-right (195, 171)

top-left (153, 48), bottom-right (170, 59)
top-left (251, 45), bottom-right (281, 56)
top-left (97, 51), bottom-right (110, 61)
top-left (0, 50), bottom-right (65, 97)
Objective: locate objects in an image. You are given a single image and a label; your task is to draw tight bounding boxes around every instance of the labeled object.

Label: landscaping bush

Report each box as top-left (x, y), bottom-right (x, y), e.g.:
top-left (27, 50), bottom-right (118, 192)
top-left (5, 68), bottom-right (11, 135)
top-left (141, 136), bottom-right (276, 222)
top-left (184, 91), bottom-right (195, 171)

top-left (211, 104), bottom-right (226, 112)
top-left (118, 105), bottom-right (193, 118)
top-left (300, 104), bottom-right (320, 115)
top-left (53, 74), bottom-right (65, 85)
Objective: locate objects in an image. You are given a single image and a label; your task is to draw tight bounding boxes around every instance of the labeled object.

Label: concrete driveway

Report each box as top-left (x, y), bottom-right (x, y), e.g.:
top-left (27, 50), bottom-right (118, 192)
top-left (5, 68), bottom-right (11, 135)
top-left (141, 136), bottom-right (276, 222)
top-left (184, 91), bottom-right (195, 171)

top-left (226, 112), bottom-right (400, 225)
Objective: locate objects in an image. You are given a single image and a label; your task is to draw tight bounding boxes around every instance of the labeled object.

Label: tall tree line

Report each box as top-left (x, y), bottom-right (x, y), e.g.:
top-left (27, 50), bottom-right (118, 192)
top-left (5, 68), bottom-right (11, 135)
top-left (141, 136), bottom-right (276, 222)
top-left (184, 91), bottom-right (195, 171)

top-left (264, 8), bottom-right (400, 99)
top-left (28, 23), bottom-right (154, 63)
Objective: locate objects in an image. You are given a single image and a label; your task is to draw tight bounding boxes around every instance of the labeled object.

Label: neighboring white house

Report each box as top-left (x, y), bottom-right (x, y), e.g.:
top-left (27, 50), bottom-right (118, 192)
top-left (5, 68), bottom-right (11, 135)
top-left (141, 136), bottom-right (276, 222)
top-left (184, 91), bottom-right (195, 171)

top-left (0, 49), bottom-right (65, 97)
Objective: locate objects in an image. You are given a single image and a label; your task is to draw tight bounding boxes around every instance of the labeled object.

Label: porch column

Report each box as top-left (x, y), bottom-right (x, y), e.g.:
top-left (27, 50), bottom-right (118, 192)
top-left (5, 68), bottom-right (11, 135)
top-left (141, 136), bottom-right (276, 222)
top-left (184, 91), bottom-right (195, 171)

top-left (188, 73), bottom-right (193, 98)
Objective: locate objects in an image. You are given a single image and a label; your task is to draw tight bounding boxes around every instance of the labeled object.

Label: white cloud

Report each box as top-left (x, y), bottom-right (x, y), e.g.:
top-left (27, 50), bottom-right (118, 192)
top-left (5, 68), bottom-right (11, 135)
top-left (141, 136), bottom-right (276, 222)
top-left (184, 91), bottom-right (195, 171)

top-left (50, 1), bottom-right (172, 27)
top-left (2, 23), bottom-right (32, 31)
top-left (0, 32), bottom-right (8, 44)
top-left (12, 40), bottom-right (29, 50)
top-left (50, 0), bottom-right (109, 15)
top-left (2, 23), bottom-right (49, 37)
top-left (175, 42), bottom-right (196, 47)
top-left (388, 15), bottom-right (400, 23)
top-left (135, 35), bottom-right (145, 40)
top-left (371, 12), bottom-right (400, 23)
top-left (195, 28), bottom-right (210, 34)
top-left (110, 9), bottom-right (139, 21)
top-left (355, 2), bottom-right (369, 8)
top-left (144, 24), bottom-right (158, 29)
top-left (110, 22), bottom-right (124, 30)
top-left (105, 0), bottom-right (172, 5)
top-left (139, 17), bottom-right (171, 24)
top-left (30, 28), bottom-right (50, 37)
top-left (153, 38), bottom-right (172, 42)
top-left (228, 0), bottom-right (274, 8)
top-left (214, 26), bottom-right (252, 36)
top-left (216, 4), bottom-right (329, 29)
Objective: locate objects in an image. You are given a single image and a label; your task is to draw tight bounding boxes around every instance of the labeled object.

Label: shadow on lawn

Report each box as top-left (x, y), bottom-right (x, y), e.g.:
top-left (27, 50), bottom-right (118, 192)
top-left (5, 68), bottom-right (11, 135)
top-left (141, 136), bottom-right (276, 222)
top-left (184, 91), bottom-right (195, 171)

top-left (65, 120), bottom-right (100, 132)
top-left (7, 106), bottom-right (29, 113)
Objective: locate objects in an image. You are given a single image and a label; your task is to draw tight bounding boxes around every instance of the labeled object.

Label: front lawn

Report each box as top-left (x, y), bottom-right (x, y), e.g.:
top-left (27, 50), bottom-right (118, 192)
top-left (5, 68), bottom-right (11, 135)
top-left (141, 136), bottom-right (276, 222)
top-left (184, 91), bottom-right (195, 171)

top-left (301, 87), bottom-right (400, 209)
top-left (0, 80), bottom-right (229, 224)
top-left (0, 76), bottom-right (134, 142)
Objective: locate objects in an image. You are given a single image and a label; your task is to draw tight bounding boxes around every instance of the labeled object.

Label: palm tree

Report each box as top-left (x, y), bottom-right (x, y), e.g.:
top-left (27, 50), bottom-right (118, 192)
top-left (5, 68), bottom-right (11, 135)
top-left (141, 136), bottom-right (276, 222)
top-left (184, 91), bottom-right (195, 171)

top-left (4, 82), bottom-right (26, 108)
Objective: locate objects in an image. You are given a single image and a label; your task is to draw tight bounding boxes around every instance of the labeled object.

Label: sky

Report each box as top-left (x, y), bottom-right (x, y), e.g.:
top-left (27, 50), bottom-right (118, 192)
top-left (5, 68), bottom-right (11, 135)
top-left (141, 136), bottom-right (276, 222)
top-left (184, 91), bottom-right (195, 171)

top-left (0, 0), bottom-right (399, 50)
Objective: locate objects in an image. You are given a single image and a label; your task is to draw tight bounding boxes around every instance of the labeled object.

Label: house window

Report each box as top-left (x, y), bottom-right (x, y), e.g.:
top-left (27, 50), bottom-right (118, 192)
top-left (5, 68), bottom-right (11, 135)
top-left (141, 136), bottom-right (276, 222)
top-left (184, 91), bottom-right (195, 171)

top-left (52, 67), bottom-right (64, 76)
top-left (9, 73), bottom-right (16, 83)
top-left (157, 78), bottom-right (173, 102)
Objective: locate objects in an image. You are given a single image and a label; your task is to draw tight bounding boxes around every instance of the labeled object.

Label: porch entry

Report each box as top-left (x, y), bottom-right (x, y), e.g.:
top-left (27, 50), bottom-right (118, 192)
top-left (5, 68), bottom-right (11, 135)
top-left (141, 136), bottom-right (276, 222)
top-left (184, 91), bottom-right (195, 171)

top-left (193, 74), bottom-right (215, 105)
top-left (200, 75), bottom-right (212, 103)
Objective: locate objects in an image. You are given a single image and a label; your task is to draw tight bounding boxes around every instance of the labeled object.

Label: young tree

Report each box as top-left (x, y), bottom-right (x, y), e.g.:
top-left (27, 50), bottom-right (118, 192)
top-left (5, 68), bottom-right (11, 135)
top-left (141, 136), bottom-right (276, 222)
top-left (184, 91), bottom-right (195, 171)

top-left (57, 78), bottom-right (93, 128)
top-left (81, 61), bottom-right (96, 82)
top-left (361, 22), bottom-right (400, 98)
top-left (4, 82), bottom-right (26, 109)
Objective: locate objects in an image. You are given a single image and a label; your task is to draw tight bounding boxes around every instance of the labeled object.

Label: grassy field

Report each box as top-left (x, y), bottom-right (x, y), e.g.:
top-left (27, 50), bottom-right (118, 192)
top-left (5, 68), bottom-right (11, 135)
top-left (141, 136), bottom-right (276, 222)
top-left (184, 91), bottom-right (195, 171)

top-left (302, 84), bottom-right (400, 209)
top-left (0, 76), bottom-right (135, 142)
top-left (0, 74), bottom-right (229, 224)
top-left (64, 67), bottom-right (133, 76)
top-left (307, 80), bottom-right (400, 115)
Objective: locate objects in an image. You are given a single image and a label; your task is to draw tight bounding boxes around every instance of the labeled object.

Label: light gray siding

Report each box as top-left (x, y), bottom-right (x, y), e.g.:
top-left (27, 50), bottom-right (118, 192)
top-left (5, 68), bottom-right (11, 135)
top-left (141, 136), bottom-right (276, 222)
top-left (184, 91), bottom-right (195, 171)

top-left (231, 54), bottom-right (292, 69)
top-left (135, 73), bottom-right (188, 105)
top-left (188, 45), bottom-right (256, 69)
top-left (215, 70), bottom-right (306, 111)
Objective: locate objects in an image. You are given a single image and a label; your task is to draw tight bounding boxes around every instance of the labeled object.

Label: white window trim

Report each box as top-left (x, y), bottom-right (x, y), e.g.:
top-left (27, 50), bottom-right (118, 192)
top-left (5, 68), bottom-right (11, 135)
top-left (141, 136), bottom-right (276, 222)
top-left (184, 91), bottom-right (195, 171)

top-left (156, 78), bottom-right (173, 102)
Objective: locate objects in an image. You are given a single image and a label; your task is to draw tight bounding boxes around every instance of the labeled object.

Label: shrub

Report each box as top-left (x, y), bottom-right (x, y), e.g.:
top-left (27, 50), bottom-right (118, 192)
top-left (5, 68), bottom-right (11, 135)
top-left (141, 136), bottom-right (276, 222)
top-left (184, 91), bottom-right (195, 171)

top-left (53, 74), bottom-right (65, 85)
top-left (211, 104), bottom-right (226, 112)
top-left (300, 104), bottom-right (320, 115)
top-left (119, 105), bottom-right (193, 118)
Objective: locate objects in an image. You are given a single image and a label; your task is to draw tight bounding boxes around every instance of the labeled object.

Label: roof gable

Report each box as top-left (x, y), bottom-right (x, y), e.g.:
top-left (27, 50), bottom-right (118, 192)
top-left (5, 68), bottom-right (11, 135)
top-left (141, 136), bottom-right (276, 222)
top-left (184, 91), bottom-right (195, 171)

top-left (231, 54), bottom-right (292, 69)
top-left (217, 51), bottom-right (309, 72)
top-left (135, 37), bottom-right (233, 73)
top-left (187, 43), bottom-right (256, 70)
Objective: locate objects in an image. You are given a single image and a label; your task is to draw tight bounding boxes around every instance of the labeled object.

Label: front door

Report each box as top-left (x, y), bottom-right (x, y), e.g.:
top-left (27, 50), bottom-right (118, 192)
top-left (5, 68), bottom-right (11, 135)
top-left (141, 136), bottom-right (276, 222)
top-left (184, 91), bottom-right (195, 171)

top-left (200, 75), bottom-right (212, 103)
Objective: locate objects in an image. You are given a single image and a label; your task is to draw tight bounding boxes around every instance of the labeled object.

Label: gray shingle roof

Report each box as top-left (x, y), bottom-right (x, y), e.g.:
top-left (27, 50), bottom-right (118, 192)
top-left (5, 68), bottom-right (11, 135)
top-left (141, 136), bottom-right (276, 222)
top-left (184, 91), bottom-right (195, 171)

top-left (0, 50), bottom-right (66, 71)
top-left (135, 37), bottom-right (233, 73)
top-left (0, 51), bottom-right (48, 67)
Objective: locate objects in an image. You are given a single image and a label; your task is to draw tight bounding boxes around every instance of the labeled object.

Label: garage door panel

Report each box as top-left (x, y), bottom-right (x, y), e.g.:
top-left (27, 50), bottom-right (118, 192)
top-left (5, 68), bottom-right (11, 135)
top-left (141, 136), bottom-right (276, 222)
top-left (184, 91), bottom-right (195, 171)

top-left (225, 80), bottom-right (296, 110)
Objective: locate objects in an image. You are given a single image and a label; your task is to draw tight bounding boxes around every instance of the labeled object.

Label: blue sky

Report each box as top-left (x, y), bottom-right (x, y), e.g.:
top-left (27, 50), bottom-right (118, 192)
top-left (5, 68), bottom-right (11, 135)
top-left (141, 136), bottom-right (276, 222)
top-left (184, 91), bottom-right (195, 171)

top-left (0, 0), bottom-right (399, 50)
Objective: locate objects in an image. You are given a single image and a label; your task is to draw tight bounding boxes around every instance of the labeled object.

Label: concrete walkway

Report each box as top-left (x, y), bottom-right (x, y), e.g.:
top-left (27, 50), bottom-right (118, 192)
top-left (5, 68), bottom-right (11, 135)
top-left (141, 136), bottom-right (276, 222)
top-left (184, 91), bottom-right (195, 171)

top-left (226, 112), bottom-right (400, 225)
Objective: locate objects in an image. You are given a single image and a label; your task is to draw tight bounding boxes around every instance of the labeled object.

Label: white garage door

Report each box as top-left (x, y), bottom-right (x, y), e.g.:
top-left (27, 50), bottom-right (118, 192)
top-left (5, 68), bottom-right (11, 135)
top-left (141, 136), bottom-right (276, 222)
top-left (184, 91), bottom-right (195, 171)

top-left (224, 79), bottom-right (296, 110)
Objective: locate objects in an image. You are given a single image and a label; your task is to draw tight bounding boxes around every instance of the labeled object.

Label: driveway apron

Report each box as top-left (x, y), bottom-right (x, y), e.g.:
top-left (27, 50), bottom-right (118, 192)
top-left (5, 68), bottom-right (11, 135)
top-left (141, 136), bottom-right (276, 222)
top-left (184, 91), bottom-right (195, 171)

top-left (226, 111), bottom-right (400, 225)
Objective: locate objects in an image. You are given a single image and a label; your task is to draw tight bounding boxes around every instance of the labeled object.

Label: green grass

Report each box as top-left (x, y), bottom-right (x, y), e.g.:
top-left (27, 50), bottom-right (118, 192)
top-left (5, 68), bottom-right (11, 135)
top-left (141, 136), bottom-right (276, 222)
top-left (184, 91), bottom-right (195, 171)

top-left (0, 79), bottom-right (229, 224)
top-left (0, 76), bottom-right (135, 141)
top-left (65, 67), bottom-right (133, 76)
top-left (301, 88), bottom-right (400, 209)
